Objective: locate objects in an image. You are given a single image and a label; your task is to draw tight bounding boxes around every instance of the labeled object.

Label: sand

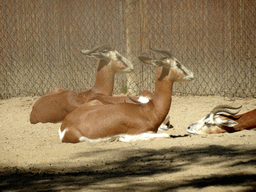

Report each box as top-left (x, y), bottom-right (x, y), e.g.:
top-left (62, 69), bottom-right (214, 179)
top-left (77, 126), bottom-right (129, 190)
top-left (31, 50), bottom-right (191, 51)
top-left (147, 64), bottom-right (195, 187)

top-left (1, 96), bottom-right (256, 192)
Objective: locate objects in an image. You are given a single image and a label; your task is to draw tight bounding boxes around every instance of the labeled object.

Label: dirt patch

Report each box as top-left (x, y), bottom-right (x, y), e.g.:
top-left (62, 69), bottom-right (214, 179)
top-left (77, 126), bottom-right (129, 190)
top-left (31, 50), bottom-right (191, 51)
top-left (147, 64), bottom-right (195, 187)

top-left (1, 96), bottom-right (256, 191)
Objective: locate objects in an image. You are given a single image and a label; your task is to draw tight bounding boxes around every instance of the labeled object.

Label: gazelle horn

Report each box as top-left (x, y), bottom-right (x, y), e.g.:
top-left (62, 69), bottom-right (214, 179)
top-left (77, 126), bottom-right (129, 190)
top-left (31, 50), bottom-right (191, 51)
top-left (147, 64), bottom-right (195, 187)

top-left (81, 44), bottom-right (112, 55)
top-left (211, 105), bottom-right (242, 116)
top-left (150, 46), bottom-right (174, 58)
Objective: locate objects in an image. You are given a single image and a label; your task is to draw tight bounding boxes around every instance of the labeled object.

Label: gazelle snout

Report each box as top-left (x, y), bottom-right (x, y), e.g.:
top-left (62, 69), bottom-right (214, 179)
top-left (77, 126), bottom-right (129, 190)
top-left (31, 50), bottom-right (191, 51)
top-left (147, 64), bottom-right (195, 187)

top-left (183, 70), bottom-right (195, 81)
top-left (186, 117), bottom-right (205, 134)
top-left (113, 51), bottom-right (134, 74)
top-left (176, 61), bottom-right (195, 81)
top-left (186, 126), bottom-right (197, 134)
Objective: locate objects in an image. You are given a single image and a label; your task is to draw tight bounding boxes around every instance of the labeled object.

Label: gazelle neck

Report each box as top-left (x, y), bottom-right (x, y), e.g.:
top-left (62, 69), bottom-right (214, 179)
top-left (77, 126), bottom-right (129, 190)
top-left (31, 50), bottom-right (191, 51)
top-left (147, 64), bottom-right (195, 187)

top-left (151, 67), bottom-right (174, 118)
top-left (91, 59), bottom-right (115, 96)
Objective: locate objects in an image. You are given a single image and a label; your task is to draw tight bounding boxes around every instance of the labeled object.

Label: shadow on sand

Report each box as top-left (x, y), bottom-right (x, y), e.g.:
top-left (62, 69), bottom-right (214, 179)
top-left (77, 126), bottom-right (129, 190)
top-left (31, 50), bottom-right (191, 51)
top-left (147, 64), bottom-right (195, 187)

top-left (1, 145), bottom-right (256, 191)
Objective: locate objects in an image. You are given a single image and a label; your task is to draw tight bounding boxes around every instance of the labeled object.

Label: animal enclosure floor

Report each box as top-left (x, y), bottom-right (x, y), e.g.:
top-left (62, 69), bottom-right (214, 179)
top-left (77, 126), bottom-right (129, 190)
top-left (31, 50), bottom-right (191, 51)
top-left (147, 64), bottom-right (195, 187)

top-left (1, 96), bottom-right (256, 192)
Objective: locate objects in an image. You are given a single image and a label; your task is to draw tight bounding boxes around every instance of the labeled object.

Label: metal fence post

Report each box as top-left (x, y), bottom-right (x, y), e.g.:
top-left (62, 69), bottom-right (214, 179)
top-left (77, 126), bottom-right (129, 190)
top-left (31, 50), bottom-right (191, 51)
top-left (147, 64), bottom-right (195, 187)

top-left (125, 0), bottom-right (138, 95)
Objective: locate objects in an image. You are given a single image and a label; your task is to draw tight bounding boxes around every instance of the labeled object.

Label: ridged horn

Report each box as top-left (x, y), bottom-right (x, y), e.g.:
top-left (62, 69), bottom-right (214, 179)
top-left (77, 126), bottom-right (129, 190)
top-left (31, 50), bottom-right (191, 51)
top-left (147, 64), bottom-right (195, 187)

top-left (150, 46), bottom-right (174, 58)
top-left (211, 105), bottom-right (242, 116)
top-left (81, 44), bottom-right (112, 55)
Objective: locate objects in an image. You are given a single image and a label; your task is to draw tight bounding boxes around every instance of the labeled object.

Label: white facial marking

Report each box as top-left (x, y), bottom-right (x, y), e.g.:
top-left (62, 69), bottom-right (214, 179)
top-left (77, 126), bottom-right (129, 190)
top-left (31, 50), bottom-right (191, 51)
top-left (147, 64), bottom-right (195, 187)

top-left (186, 112), bottom-right (238, 134)
top-left (107, 50), bottom-right (115, 59)
top-left (166, 59), bottom-right (172, 64)
top-left (186, 114), bottom-right (216, 134)
top-left (215, 116), bottom-right (224, 125)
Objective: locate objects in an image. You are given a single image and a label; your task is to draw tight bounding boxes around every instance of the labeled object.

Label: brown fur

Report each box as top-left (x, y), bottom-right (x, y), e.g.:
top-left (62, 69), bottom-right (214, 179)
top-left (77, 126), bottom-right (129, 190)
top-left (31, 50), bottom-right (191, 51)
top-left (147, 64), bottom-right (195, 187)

top-left (60, 56), bottom-right (194, 143)
top-left (30, 56), bottom-right (133, 124)
top-left (220, 108), bottom-right (256, 132)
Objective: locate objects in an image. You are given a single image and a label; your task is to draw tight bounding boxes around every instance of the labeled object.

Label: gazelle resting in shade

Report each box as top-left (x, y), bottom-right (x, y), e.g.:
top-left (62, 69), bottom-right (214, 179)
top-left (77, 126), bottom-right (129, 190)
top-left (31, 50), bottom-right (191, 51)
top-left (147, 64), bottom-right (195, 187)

top-left (30, 44), bottom-right (134, 124)
top-left (59, 48), bottom-right (195, 143)
top-left (186, 105), bottom-right (256, 134)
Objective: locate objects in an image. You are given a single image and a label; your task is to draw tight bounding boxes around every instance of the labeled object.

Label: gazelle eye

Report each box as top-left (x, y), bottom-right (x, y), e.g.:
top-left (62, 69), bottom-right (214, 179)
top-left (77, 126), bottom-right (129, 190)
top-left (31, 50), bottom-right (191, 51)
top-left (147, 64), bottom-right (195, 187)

top-left (204, 122), bottom-right (210, 125)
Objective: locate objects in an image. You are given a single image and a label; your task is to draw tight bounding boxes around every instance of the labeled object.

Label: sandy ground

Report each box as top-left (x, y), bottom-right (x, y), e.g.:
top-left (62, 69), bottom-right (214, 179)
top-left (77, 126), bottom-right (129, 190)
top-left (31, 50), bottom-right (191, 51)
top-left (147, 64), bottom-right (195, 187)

top-left (0, 96), bottom-right (256, 192)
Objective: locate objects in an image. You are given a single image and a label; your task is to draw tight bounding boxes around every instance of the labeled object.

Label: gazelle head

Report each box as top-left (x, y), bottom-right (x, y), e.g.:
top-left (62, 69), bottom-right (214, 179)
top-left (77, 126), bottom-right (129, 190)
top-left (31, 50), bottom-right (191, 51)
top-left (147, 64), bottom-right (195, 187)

top-left (186, 105), bottom-right (242, 134)
top-left (138, 48), bottom-right (194, 82)
top-left (81, 44), bottom-right (134, 73)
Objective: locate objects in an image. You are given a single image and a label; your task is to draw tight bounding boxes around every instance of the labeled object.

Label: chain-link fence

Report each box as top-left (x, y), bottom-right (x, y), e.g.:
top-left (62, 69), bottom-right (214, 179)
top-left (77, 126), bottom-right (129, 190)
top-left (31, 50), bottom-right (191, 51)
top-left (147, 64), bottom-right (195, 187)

top-left (1, 0), bottom-right (255, 99)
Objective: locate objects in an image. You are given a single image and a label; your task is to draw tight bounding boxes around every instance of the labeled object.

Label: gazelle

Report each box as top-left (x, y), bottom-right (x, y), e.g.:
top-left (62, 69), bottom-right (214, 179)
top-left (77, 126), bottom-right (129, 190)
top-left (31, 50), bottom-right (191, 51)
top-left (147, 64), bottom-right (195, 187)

top-left (59, 48), bottom-right (195, 143)
top-left (87, 77), bottom-right (171, 131)
top-left (30, 44), bottom-right (134, 124)
top-left (186, 105), bottom-right (256, 134)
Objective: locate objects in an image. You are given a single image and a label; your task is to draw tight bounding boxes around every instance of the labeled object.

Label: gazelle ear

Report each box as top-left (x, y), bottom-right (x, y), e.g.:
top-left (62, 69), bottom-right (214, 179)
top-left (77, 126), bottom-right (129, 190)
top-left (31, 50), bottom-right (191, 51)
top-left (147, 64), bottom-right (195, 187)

top-left (217, 119), bottom-right (238, 127)
top-left (138, 56), bottom-right (163, 67)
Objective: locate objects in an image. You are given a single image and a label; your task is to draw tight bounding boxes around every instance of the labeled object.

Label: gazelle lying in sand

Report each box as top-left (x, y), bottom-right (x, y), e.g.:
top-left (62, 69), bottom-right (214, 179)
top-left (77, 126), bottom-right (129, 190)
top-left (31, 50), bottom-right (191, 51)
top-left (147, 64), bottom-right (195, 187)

top-left (59, 48), bottom-right (195, 143)
top-left (30, 44), bottom-right (134, 124)
top-left (30, 44), bottom-right (171, 130)
top-left (90, 92), bottom-right (172, 131)
top-left (186, 105), bottom-right (256, 134)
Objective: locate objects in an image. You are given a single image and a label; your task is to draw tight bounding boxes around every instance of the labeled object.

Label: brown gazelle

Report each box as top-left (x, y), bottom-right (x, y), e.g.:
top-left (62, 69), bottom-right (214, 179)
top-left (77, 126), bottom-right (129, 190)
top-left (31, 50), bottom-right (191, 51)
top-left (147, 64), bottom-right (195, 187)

top-left (30, 44), bottom-right (134, 124)
top-left (59, 48), bottom-right (195, 143)
top-left (186, 105), bottom-right (256, 134)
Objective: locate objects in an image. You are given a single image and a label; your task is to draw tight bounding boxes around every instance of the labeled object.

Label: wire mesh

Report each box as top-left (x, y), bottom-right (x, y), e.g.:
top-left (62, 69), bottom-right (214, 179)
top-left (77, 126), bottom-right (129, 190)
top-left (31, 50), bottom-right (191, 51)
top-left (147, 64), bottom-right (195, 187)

top-left (1, 0), bottom-right (255, 99)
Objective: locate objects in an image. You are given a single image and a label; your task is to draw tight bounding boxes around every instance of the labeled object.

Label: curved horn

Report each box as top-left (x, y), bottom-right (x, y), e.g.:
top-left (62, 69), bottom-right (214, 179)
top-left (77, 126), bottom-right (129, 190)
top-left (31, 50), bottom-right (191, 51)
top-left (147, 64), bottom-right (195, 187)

top-left (211, 105), bottom-right (242, 116)
top-left (150, 47), bottom-right (174, 58)
top-left (97, 44), bottom-right (112, 52)
top-left (81, 44), bottom-right (112, 55)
